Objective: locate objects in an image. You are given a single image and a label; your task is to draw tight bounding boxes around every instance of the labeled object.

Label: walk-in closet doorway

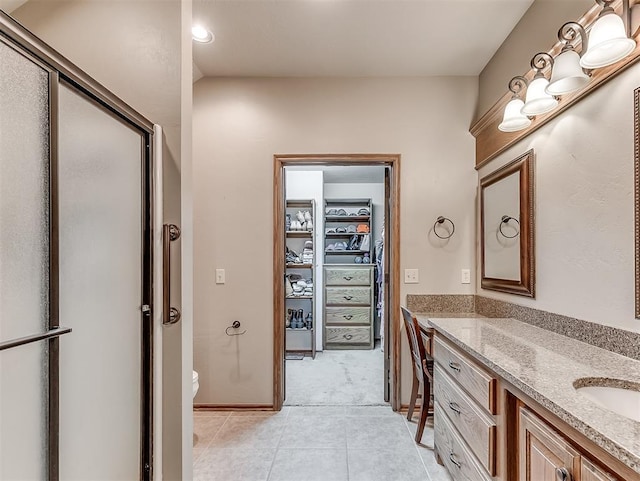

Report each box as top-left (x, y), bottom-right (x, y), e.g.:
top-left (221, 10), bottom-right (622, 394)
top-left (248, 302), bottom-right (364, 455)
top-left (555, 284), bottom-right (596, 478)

top-left (273, 155), bottom-right (401, 411)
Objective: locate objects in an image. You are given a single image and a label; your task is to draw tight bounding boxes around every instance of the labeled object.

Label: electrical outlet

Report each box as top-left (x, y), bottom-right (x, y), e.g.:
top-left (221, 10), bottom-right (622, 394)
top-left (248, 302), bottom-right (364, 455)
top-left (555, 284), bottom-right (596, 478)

top-left (461, 269), bottom-right (471, 284)
top-left (215, 269), bottom-right (226, 284)
top-left (404, 269), bottom-right (419, 284)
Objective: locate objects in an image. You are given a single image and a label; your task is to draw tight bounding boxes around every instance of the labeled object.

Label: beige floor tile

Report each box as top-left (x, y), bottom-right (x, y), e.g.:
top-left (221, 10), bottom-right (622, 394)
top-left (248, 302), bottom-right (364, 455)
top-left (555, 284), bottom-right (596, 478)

top-left (193, 448), bottom-right (275, 481)
top-left (230, 407), bottom-right (290, 418)
top-left (287, 405), bottom-right (346, 417)
top-left (347, 447), bottom-right (428, 481)
top-left (346, 415), bottom-right (415, 450)
top-left (345, 405), bottom-right (396, 417)
top-left (267, 448), bottom-right (348, 481)
top-left (209, 416), bottom-right (286, 449)
top-left (279, 416), bottom-right (347, 449)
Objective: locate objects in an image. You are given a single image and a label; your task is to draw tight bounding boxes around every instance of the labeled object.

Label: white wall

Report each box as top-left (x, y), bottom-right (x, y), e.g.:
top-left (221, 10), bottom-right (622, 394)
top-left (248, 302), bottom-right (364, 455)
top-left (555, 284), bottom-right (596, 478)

top-left (477, 61), bottom-right (640, 334)
top-left (193, 77), bottom-right (478, 405)
top-left (285, 170), bottom-right (324, 349)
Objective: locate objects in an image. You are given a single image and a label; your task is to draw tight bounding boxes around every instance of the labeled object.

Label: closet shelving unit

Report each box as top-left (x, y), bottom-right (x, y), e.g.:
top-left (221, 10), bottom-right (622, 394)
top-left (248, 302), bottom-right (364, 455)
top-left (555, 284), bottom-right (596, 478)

top-left (323, 199), bottom-right (375, 350)
top-left (285, 199), bottom-right (316, 359)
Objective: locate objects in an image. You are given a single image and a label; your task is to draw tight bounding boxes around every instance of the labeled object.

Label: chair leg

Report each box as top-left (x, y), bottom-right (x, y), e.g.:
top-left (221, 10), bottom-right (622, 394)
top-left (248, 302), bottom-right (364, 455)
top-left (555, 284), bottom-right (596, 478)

top-left (415, 380), bottom-right (431, 444)
top-left (407, 376), bottom-right (419, 421)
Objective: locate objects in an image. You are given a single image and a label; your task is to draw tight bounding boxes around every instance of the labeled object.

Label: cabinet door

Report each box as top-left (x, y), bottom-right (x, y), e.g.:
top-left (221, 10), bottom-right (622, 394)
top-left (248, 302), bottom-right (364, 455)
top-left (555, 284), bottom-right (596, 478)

top-left (581, 459), bottom-right (617, 481)
top-left (519, 407), bottom-right (580, 481)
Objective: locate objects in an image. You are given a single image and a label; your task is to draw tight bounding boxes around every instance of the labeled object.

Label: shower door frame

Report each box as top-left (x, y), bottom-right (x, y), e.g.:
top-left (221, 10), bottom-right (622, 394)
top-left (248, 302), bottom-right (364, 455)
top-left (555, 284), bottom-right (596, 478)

top-left (0, 11), bottom-right (156, 481)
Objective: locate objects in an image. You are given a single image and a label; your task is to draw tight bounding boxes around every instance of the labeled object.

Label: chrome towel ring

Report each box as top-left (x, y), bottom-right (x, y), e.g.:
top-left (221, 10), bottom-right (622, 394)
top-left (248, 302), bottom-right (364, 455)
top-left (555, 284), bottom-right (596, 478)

top-left (499, 215), bottom-right (520, 238)
top-left (434, 216), bottom-right (455, 239)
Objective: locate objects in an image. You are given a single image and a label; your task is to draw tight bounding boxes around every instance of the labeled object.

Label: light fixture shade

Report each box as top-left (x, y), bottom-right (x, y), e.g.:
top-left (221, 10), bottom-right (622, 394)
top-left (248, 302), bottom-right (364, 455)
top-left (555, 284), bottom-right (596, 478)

top-left (580, 13), bottom-right (635, 69)
top-left (498, 98), bottom-right (531, 132)
top-left (192, 25), bottom-right (214, 43)
top-left (521, 77), bottom-right (558, 116)
top-left (546, 49), bottom-right (590, 95)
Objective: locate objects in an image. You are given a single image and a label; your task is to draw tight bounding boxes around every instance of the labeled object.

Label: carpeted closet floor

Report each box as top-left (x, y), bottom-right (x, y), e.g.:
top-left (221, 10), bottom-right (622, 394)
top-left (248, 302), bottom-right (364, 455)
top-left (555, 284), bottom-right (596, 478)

top-left (284, 342), bottom-right (386, 406)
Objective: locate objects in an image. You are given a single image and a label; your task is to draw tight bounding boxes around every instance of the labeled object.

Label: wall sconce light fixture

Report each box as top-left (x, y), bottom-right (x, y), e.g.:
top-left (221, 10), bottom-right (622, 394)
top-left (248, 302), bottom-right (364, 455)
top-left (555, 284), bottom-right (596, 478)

top-left (521, 53), bottom-right (558, 116)
top-left (498, 76), bottom-right (531, 132)
top-left (580, 0), bottom-right (636, 69)
top-left (497, 0), bottom-right (639, 132)
top-left (546, 22), bottom-right (591, 95)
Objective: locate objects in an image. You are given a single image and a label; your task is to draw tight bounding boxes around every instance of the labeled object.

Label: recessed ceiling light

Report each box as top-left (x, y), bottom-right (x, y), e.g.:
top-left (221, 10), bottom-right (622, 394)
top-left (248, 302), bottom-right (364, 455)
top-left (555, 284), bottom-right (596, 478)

top-left (192, 25), bottom-right (214, 44)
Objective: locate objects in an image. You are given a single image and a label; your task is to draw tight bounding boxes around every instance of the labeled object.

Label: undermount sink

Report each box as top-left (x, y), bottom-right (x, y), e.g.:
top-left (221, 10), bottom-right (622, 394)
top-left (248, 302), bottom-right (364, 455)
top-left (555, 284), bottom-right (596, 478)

top-left (574, 378), bottom-right (640, 422)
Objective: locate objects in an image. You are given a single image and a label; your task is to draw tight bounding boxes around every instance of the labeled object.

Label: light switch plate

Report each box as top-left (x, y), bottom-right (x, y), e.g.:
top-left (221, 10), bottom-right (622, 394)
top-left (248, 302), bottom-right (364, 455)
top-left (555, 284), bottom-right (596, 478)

top-left (404, 269), bottom-right (419, 284)
top-left (215, 269), bottom-right (225, 284)
top-left (461, 269), bottom-right (471, 284)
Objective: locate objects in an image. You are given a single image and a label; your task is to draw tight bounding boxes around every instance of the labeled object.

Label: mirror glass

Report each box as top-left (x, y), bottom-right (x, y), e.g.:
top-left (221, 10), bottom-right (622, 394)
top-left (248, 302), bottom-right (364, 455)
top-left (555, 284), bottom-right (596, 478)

top-left (480, 150), bottom-right (534, 297)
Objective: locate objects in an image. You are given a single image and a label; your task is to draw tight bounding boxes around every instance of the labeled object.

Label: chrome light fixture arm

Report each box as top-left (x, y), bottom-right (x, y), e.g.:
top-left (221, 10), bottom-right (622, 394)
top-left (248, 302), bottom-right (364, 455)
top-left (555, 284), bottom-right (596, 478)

top-left (559, 22), bottom-right (588, 53)
top-left (531, 52), bottom-right (554, 74)
top-left (508, 75), bottom-right (528, 98)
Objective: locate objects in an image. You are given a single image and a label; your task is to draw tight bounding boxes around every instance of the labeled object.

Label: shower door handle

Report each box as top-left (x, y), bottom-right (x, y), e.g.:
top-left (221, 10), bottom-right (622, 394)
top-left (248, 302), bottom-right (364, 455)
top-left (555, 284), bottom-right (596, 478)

top-left (163, 224), bottom-right (182, 325)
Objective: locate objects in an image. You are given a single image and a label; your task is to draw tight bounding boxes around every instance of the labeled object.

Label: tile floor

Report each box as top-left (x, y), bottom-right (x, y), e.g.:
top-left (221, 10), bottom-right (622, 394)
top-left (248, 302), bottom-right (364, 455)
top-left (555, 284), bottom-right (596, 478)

top-left (193, 406), bottom-right (452, 481)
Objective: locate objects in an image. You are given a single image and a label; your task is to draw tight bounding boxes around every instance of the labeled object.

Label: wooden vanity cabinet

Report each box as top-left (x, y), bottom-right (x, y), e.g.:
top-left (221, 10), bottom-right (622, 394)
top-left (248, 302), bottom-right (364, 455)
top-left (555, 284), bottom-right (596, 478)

top-left (518, 406), bottom-right (580, 481)
top-left (430, 332), bottom-right (632, 481)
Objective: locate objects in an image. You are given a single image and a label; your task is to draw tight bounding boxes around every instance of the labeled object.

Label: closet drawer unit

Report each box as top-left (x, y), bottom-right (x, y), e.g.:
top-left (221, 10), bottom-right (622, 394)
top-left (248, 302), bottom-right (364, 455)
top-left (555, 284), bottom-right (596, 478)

top-left (325, 286), bottom-right (371, 306)
top-left (325, 307), bottom-right (371, 325)
top-left (434, 402), bottom-right (492, 481)
top-left (433, 336), bottom-right (497, 414)
top-left (325, 267), bottom-right (372, 286)
top-left (325, 326), bottom-right (371, 345)
top-left (434, 364), bottom-right (496, 475)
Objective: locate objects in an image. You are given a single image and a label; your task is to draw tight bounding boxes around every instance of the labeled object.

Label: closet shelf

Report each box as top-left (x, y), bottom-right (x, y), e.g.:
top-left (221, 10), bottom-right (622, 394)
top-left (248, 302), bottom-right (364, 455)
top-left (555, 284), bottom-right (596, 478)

top-left (286, 263), bottom-right (313, 268)
top-left (325, 232), bottom-right (368, 237)
top-left (286, 231), bottom-right (313, 237)
top-left (325, 250), bottom-right (369, 254)
top-left (325, 215), bottom-right (370, 222)
top-left (286, 296), bottom-right (313, 300)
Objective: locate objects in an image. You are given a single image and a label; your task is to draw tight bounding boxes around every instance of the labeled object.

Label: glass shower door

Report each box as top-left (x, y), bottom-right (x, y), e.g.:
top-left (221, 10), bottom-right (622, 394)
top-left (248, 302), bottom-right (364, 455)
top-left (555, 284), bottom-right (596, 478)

top-left (0, 38), bottom-right (59, 480)
top-left (0, 15), bottom-right (154, 480)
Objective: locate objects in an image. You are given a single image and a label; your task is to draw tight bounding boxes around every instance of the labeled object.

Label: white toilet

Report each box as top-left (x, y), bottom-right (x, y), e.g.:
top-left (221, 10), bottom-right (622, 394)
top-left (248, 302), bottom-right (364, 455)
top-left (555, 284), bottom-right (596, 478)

top-left (193, 370), bottom-right (199, 399)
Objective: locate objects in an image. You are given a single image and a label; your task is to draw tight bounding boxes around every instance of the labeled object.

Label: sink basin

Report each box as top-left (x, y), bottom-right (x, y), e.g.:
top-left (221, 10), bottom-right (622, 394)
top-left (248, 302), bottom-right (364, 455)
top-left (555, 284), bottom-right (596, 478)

top-left (574, 378), bottom-right (640, 422)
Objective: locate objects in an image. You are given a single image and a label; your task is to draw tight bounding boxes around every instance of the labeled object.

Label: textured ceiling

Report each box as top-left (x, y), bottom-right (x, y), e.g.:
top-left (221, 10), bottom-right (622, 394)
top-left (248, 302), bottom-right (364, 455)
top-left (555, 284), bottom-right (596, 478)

top-left (193, 0), bottom-right (534, 78)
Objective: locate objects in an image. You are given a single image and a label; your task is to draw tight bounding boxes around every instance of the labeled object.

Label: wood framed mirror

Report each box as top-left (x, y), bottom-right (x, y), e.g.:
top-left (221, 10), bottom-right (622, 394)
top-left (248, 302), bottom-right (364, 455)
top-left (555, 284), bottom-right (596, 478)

top-left (635, 87), bottom-right (640, 318)
top-left (480, 149), bottom-right (535, 297)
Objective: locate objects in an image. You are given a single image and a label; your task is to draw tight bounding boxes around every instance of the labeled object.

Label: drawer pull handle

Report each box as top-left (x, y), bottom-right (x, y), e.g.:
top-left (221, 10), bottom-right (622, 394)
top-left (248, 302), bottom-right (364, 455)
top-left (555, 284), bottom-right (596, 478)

top-left (343, 276), bottom-right (353, 281)
top-left (556, 468), bottom-right (571, 481)
top-left (343, 295), bottom-right (353, 300)
top-left (448, 451), bottom-right (461, 469)
top-left (344, 334), bottom-right (353, 340)
top-left (448, 402), bottom-right (461, 415)
top-left (448, 361), bottom-right (461, 372)
top-left (343, 315), bottom-right (353, 320)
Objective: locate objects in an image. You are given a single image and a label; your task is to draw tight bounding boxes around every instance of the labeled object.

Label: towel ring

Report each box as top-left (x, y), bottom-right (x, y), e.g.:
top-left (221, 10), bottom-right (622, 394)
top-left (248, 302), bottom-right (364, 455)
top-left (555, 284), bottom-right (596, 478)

top-left (499, 215), bottom-right (520, 238)
top-left (434, 216), bottom-right (455, 239)
top-left (225, 320), bottom-right (247, 336)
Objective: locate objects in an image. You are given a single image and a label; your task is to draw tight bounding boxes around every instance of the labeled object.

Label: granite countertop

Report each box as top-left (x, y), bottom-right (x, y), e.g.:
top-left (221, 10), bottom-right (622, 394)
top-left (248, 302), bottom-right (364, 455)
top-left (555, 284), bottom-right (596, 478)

top-left (415, 315), bottom-right (640, 475)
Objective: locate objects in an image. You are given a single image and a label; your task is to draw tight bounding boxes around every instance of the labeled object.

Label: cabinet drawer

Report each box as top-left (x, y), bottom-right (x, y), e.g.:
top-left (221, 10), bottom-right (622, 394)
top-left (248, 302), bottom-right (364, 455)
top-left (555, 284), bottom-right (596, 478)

top-left (325, 267), bottom-right (372, 286)
top-left (325, 326), bottom-right (371, 345)
top-left (433, 336), bottom-right (496, 414)
top-left (434, 364), bottom-right (496, 475)
top-left (325, 287), bottom-right (371, 306)
top-left (325, 307), bottom-right (371, 325)
top-left (434, 402), bottom-right (493, 481)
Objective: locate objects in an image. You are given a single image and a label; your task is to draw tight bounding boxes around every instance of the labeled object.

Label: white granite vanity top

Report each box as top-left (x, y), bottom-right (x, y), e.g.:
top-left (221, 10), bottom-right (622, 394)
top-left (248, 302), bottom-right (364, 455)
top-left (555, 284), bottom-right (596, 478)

top-left (415, 315), bottom-right (640, 475)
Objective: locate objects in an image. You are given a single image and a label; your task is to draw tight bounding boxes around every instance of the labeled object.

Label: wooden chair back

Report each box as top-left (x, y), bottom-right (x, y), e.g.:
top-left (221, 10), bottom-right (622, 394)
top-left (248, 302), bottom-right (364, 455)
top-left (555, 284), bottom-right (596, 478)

top-left (401, 307), bottom-right (428, 379)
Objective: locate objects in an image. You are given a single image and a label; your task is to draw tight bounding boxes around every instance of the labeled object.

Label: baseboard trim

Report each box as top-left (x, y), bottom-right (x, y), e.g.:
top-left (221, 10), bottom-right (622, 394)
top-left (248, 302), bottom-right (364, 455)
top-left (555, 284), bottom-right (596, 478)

top-left (194, 403), bottom-right (275, 411)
